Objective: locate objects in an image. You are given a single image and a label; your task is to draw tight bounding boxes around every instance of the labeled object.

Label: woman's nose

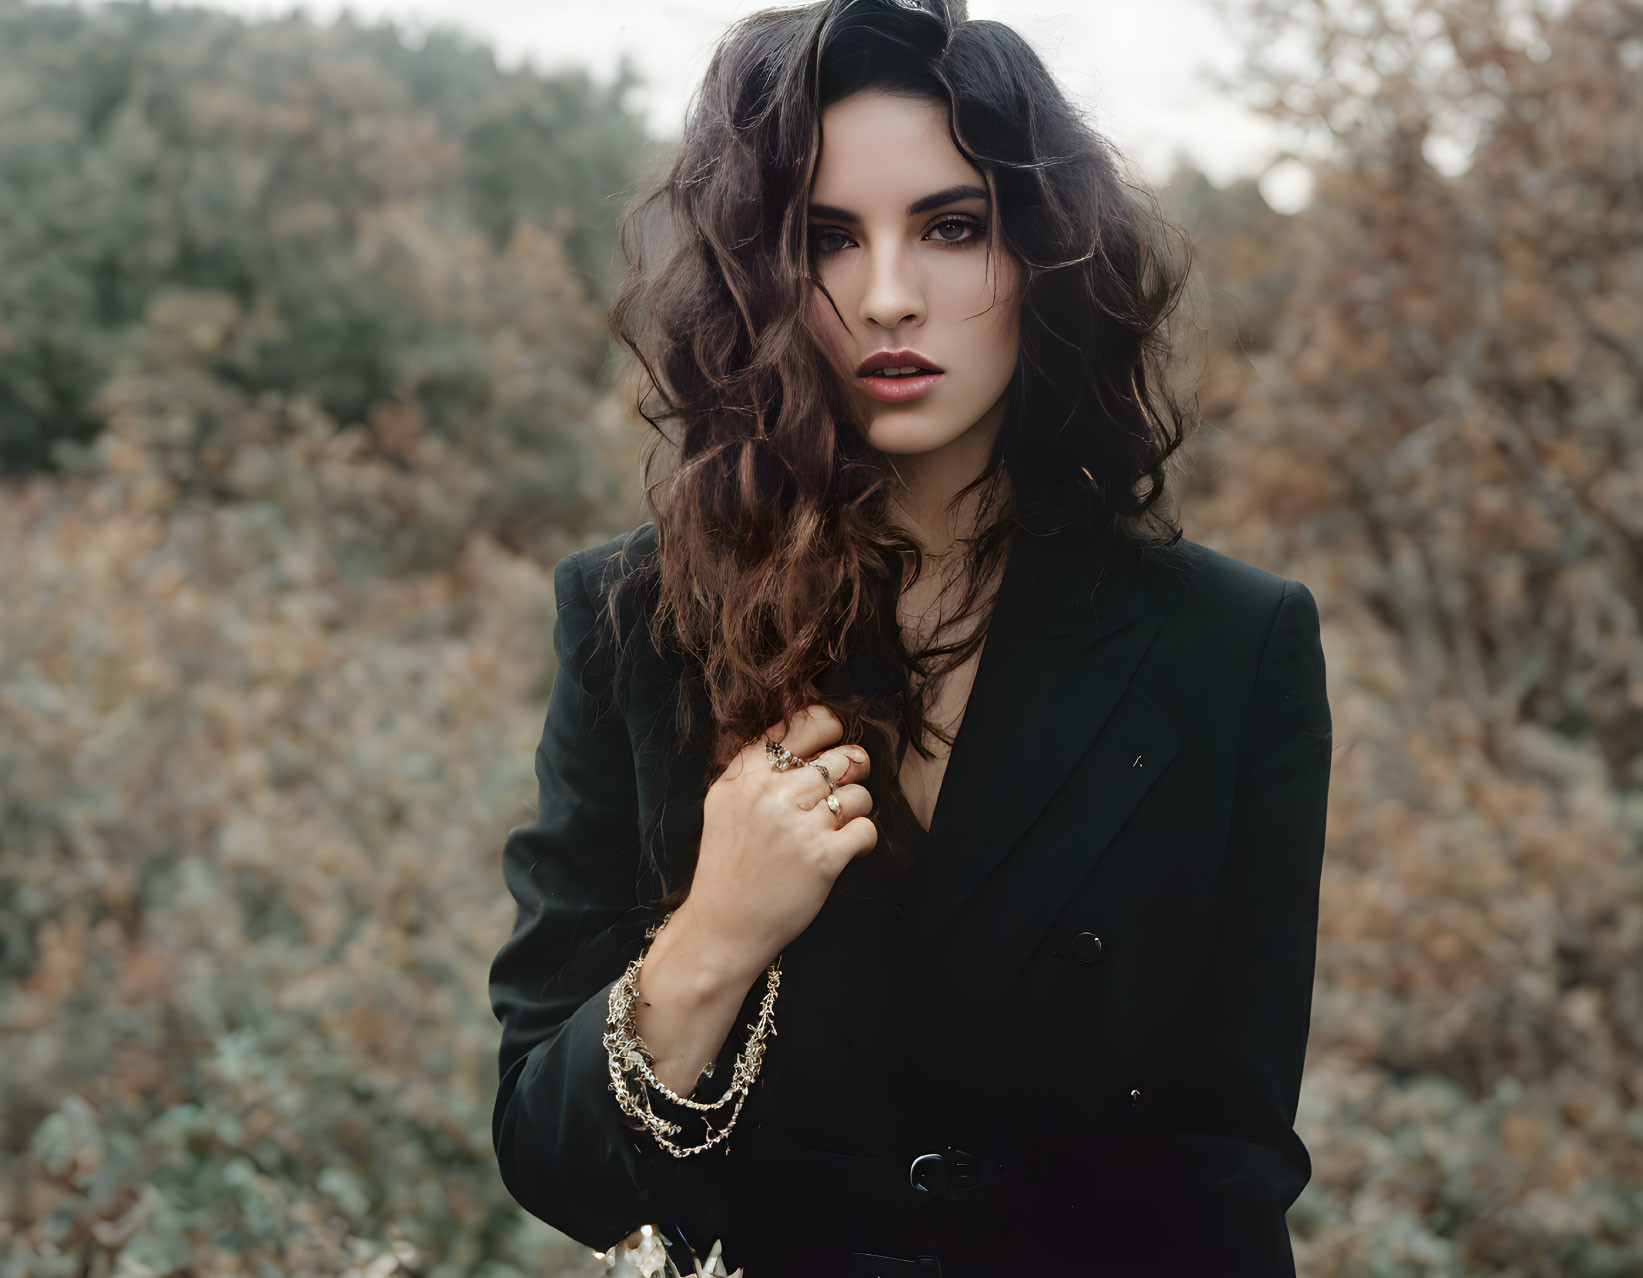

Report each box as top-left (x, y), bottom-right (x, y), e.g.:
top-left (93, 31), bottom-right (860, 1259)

top-left (859, 248), bottom-right (925, 329)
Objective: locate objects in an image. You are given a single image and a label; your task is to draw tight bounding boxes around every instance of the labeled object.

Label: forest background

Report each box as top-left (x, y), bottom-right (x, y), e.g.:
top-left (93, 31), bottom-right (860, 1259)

top-left (0, 0), bottom-right (1639, 1275)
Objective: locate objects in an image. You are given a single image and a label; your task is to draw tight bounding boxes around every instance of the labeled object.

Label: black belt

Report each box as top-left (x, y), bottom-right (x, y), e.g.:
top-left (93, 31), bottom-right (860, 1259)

top-left (834, 1145), bottom-right (993, 1278)
top-left (666, 1140), bottom-right (1011, 1275)
top-left (756, 1140), bottom-right (1010, 1208)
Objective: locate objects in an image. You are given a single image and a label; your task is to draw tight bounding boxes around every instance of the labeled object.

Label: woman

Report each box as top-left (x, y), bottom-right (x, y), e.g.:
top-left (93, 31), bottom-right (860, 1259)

top-left (489, 1), bottom-right (1332, 1274)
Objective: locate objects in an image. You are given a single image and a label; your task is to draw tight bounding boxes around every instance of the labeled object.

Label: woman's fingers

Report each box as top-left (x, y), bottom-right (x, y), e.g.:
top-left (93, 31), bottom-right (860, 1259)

top-left (797, 744), bottom-right (870, 791)
top-left (763, 703), bottom-right (840, 758)
top-left (761, 705), bottom-right (870, 776)
top-left (797, 781), bottom-right (873, 827)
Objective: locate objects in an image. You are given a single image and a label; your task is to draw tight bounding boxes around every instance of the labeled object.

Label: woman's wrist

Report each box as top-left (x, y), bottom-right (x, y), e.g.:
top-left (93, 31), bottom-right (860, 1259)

top-left (652, 900), bottom-right (775, 1000)
top-left (609, 904), bottom-right (784, 1157)
top-left (623, 903), bottom-right (773, 1104)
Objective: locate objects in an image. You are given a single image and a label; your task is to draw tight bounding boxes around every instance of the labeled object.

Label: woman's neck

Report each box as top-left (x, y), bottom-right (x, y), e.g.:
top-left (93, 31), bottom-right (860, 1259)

top-left (887, 391), bottom-right (1011, 562)
top-left (891, 466), bottom-right (1012, 647)
top-left (892, 468), bottom-right (1008, 565)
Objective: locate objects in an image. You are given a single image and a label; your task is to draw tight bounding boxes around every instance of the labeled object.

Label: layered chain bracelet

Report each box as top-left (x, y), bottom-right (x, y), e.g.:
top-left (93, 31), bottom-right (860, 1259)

top-left (604, 910), bottom-right (783, 1158)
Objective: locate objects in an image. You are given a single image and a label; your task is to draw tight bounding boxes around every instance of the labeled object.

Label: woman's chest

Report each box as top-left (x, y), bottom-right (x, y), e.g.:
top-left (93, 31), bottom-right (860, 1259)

top-left (894, 581), bottom-right (994, 834)
top-left (894, 639), bottom-right (984, 834)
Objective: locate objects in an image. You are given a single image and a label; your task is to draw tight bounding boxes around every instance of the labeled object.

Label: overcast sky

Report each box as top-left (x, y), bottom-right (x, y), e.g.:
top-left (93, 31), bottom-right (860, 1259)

top-left (89, 0), bottom-right (1323, 210)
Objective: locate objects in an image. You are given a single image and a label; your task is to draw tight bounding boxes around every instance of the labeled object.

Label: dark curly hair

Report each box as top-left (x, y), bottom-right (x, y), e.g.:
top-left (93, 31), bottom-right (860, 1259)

top-left (601, 0), bottom-right (1197, 912)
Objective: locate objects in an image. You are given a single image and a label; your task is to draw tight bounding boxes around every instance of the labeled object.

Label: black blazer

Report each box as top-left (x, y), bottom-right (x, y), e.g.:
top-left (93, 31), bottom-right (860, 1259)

top-left (489, 518), bottom-right (1333, 1278)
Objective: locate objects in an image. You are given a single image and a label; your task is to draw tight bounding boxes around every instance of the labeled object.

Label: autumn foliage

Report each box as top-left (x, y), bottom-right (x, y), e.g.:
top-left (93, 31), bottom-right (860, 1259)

top-left (1184, 0), bottom-right (1643, 1271)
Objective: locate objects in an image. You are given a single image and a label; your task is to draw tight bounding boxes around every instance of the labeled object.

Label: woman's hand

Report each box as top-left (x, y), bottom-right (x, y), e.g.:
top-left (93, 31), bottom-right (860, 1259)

top-left (677, 703), bottom-right (877, 974)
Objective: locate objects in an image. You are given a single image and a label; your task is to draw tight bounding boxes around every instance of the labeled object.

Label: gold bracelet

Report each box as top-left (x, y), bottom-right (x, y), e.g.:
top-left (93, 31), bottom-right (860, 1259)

top-left (603, 911), bottom-right (782, 1158)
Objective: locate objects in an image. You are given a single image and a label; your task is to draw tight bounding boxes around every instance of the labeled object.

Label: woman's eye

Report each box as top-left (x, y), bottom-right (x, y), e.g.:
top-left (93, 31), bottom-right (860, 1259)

top-left (929, 218), bottom-right (984, 245)
top-left (809, 218), bottom-right (987, 258)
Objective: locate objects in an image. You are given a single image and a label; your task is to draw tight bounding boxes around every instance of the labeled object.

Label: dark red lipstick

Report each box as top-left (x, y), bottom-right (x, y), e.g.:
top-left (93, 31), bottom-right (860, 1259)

top-left (855, 348), bottom-right (945, 403)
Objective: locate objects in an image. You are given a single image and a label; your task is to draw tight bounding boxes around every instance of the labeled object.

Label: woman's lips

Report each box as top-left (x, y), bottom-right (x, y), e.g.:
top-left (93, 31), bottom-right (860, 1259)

top-left (858, 371), bottom-right (944, 403)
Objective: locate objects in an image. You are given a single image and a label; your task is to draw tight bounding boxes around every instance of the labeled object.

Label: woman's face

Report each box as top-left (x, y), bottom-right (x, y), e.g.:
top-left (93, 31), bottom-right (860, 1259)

top-left (807, 90), bottom-right (1023, 469)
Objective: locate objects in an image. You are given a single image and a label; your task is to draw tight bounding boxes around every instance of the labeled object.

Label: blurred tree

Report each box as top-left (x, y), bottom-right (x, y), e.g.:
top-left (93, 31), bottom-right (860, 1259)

top-left (1185, 0), bottom-right (1643, 1271)
top-left (0, 0), bottom-right (652, 513)
top-left (1213, 0), bottom-right (1642, 776)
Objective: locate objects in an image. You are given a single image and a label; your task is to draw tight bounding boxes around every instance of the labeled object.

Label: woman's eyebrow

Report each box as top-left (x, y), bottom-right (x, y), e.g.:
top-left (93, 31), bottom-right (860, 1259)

top-left (808, 183), bottom-right (989, 223)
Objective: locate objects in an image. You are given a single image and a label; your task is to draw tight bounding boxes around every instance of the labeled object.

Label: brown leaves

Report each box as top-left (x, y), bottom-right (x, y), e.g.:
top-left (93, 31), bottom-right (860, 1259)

top-left (1185, 0), bottom-right (1643, 1270)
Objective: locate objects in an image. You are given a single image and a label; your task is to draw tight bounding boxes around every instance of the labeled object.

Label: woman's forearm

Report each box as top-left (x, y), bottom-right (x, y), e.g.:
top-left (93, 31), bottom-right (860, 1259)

top-left (631, 904), bottom-right (773, 1098)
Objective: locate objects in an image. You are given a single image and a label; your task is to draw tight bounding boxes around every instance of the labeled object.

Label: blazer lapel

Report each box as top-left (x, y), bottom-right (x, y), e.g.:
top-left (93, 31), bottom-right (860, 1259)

top-left (784, 520), bottom-right (1181, 1092)
top-left (911, 524), bottom-right (1158, 942)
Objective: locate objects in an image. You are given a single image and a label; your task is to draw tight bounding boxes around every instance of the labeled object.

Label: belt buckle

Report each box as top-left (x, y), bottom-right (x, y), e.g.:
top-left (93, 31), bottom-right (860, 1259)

top-left (907, 1144), bottom-right (985, 1201)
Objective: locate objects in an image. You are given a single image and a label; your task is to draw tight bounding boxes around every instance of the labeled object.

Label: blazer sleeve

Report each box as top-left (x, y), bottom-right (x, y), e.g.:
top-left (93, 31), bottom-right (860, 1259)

top-left (489, 548), bottom-right (711, 1250)
top-left (1158, 578), bottom-right (1333, 1230)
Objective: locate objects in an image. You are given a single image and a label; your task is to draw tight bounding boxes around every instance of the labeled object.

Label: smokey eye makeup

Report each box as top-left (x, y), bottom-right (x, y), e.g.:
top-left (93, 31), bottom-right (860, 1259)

top-left (808, 215), bottom-right (991, 258)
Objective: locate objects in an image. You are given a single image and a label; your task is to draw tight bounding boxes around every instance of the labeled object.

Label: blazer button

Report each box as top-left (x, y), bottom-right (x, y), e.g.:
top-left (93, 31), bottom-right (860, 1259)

top-left (1069, 931), bottom-right (1103, 963)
